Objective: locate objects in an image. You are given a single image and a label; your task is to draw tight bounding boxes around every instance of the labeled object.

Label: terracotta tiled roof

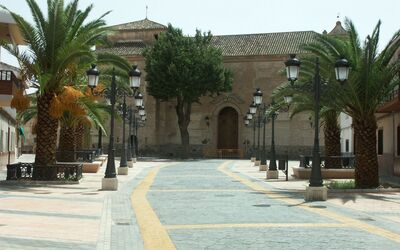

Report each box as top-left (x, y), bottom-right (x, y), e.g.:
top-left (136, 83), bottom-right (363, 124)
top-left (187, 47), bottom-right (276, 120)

top-left (98, 31), bottom-right (318, 57)
top-left (96, 40), bottom-right (147, 56)
top-left (109, 18), bottom-right (166, 31)
top-left (211, 31), bottom-right (317, 56)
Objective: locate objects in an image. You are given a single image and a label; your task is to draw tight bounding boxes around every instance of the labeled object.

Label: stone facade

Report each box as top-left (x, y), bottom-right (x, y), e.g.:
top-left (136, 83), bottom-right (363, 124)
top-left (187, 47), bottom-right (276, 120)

top-left (96, 18), bottom-right (331, 158)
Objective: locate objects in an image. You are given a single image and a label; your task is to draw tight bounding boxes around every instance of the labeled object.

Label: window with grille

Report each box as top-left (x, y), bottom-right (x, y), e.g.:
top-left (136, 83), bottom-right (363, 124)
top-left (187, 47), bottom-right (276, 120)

top-left (378, 129), bottom-right (383, 155)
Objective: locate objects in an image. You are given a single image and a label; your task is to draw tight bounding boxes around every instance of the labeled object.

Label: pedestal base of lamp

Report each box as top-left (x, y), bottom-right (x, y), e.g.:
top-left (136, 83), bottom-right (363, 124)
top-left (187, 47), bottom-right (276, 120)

top-left (305, 186), bottom-right (328, 201)
top-left (251, 157), bottom-right (255, 162)
top-left (127, 161), bottom-right (133, 168)
top-left (117, 167), bottom-right (128, 175)
top-left (259, 164), bottom-right (267, 171)
top-left (266, 170), bottom-right (279, 179)
top-left (102, 177), bottom-right (118, 191)
top-left (254, 160), bottom-right (260, 166)
top-left (133, 157), bottom-right (137, 163)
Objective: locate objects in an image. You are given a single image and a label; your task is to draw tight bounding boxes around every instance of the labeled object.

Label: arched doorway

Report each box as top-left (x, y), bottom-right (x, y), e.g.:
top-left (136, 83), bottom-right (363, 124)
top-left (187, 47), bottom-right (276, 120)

top-left (218, 107), bottom-right (238, 149)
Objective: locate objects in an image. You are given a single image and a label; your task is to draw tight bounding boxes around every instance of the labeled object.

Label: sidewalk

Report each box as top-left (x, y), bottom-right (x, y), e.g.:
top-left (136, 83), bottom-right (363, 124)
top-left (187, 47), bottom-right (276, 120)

top-left (232, 160), bottom-right (400, 235)
top-left (0, 154), bottom-right (163, 250)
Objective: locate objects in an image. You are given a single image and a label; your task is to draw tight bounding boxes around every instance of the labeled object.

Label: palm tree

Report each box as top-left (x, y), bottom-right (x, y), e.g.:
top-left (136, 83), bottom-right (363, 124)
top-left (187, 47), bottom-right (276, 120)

top-left (303, 19), bottom-right (400, 188)
top-left (273, 82), bottom-right (342, 168)
top-left (17, 89), bottom-right (109, 162)
top-left (1, 0), bottom-right (110, 178)
top-left (58, 97), bottom-right (109, 161)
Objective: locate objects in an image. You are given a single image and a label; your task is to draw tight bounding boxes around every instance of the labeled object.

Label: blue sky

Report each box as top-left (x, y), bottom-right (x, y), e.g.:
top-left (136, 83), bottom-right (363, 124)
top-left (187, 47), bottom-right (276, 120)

top-left (1, 0), bottom-right (399, 66)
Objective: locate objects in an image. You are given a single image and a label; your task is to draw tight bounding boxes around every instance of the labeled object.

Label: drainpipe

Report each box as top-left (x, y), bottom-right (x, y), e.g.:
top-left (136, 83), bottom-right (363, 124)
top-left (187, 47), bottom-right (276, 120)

top-left (7, 120), bottom-right (10, 165)
top-left (392, 112), bottom-right (395, 176)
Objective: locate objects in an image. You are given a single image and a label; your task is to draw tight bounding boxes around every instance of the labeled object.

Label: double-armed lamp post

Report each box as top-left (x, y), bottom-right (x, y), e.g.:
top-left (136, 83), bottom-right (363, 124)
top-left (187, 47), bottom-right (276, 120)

top-left (284, 54), bottom-right (349, 200)
top-left (127, 102), bottom-right (146, 163)
top-left (248, 102), bottom-right (257, 162)
top-left (86, 64), bottom-right (142, 191)
top-left (120, 92), bottom-right (144, 169)
top-left (252, 89), bottom-right (263, 167)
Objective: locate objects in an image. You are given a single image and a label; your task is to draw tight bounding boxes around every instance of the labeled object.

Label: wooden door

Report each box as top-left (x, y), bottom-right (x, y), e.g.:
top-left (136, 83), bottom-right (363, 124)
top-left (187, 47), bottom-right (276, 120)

top-left (218, 107), bottom-right (238, 149)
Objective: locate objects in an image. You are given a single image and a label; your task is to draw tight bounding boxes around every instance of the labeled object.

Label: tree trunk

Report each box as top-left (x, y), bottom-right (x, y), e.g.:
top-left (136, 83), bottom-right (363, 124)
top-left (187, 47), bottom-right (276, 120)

top-left (324, 111), bottom-right (341, 168)
top-left (58, 123), bottom-right (76, 162)
top-left (33, 92), bottom-right (59, 179)
top-left (353, 115), bottom-right (379, 188)
top-left (75, 123), bottom-right (85, 150)
top-left (175, 97), bottom-right (191, 158)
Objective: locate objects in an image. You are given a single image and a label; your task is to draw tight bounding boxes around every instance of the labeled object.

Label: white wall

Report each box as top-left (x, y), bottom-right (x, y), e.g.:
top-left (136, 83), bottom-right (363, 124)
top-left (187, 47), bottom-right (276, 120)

top-left (340, 112), bottom-right (353, 154)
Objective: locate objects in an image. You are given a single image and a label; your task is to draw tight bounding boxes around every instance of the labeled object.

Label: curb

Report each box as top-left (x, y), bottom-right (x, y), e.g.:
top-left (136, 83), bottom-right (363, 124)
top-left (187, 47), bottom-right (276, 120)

top-left (328, 188), bottom-right (400, 193)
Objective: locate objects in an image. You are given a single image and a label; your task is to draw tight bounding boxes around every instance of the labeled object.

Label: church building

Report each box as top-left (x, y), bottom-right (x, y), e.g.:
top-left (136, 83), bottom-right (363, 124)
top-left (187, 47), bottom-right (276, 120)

top-left (97, 18), bottom-right (346, 158)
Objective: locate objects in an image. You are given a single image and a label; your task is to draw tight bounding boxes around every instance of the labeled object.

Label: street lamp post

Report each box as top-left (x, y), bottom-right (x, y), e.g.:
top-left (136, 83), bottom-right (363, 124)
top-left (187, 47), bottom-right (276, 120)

top-left (244, 116), bottom-right (250, 156)
top-left (249, 102), bottom-right (257, 162)
top-left (267, 102), bottom-right (278, 179)
top-left (86, 64), bottom-right (142, 190)
top-left (97, 127), bottom-right (102, 155)
top-left (120, 92), bottom-right (144, 169)
top-left (285, 54), bottom-right (349, 201)
top-left (130, 112), bottom-right (137, 162)
top-left (253, 88), bottom-right (263, 167)
top-left (283, 95), bottom-right (293, 180)
top-left (259, 104), bottom-right (268, 171)
top-left (118, 94), bottom-right (129, 175)
top-left (126, 106), bottom-right (133, 166)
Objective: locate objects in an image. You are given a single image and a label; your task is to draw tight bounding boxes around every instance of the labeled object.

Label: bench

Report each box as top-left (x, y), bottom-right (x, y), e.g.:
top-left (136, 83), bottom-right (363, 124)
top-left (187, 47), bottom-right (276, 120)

top-left (7, 162), bottom-right (83, 181)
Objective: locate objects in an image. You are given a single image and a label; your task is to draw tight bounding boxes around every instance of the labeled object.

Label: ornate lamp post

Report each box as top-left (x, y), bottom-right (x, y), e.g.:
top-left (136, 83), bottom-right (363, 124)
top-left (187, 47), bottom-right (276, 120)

top-left (126, 106), bottom-right (133, 165)
top-left (130, 94), bottom-right (146, 162)
top-left (244, 116), bottom-right (250, 126)
top-left (97, 127), bottom-right (103, 155)
top-left (86, 64), bottom-right (141, 190)
top-left (259, 103), bottom-right (268, 171)
top-left (125, 93), bottom-right (144, 168)
top-left (244, 116), bottom-right (250, 156)
top-left (118, 67), bottom-right (142, 174)
top-left (249, 102), bottom-right (257, 162)
top-left (285, 54), bottom-right (349, 201)
top-left (253, 88), bottom-right (263, 166)
top-left (266, 101), bottom-right (279, 179)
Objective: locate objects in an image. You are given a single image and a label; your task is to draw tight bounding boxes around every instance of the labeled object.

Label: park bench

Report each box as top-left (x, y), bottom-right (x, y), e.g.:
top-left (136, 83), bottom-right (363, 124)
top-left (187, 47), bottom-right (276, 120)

top-left (299, 155), bottom-right (355, 169)
top-left (6, 162), bottom-right (83, 181)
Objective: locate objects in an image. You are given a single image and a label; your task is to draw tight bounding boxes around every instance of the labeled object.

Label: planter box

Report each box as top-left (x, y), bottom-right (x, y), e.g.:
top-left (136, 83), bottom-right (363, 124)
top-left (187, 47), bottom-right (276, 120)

top-left (82, 161), bottom-right (102, 173)
top-left (293, 167), bottom-right (355, 179)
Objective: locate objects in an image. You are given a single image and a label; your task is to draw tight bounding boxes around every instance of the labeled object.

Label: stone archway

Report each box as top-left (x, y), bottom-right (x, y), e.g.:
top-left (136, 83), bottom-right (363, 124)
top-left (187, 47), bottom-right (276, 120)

top-left (217, 107), bottom-right (239, 149)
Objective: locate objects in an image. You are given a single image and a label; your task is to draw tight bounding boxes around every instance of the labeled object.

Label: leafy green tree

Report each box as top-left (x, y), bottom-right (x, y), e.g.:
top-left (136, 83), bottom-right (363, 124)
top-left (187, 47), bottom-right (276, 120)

top-left (143, 24), bottom-right (233, 157)
top-left (303, 19), bottom-right (400, 188)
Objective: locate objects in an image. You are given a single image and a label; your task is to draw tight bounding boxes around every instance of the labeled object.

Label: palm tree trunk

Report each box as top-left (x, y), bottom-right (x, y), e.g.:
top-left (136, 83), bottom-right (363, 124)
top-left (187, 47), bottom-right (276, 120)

top-left (75, 123), bottom-right (85, 150)
top-left (353, 115), bottom-right (379, 188)
top-left (324, 111), bottom-right (341, 168)
top-left (33, 92), bottom-right (59, 179)
top-left (59, 123), bottom-right (76, 162)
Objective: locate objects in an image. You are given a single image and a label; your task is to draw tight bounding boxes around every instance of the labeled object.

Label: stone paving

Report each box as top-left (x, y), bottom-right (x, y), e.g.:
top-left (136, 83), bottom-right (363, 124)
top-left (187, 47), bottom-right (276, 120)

top-left (0, 157), bottom-right (399, 249)
top-left (0, 154), bottom-right (161, 249)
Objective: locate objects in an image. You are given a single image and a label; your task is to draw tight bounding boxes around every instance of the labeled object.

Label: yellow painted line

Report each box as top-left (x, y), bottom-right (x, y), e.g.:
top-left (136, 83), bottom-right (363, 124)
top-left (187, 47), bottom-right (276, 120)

top-left (155, 175), bottom-right (226, 178)
top-left (218, 162), bottom-right (400, 244)
top-left (165, 223), bottom-right (347, 230)
top-left (149, 189), bottom-right (251, 192)
top-left (131, 164), bottom-right (176, 250)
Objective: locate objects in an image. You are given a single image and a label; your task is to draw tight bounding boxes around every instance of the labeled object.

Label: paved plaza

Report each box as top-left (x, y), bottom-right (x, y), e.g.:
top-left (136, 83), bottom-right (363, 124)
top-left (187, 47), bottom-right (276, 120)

top-left (0, 156), bottom-right (400, 249)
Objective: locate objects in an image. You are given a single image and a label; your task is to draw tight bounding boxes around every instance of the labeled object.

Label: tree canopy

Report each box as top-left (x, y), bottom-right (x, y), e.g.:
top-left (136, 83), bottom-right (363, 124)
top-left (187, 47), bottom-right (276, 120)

top-left (144, 24), bottom-right (232, 103)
